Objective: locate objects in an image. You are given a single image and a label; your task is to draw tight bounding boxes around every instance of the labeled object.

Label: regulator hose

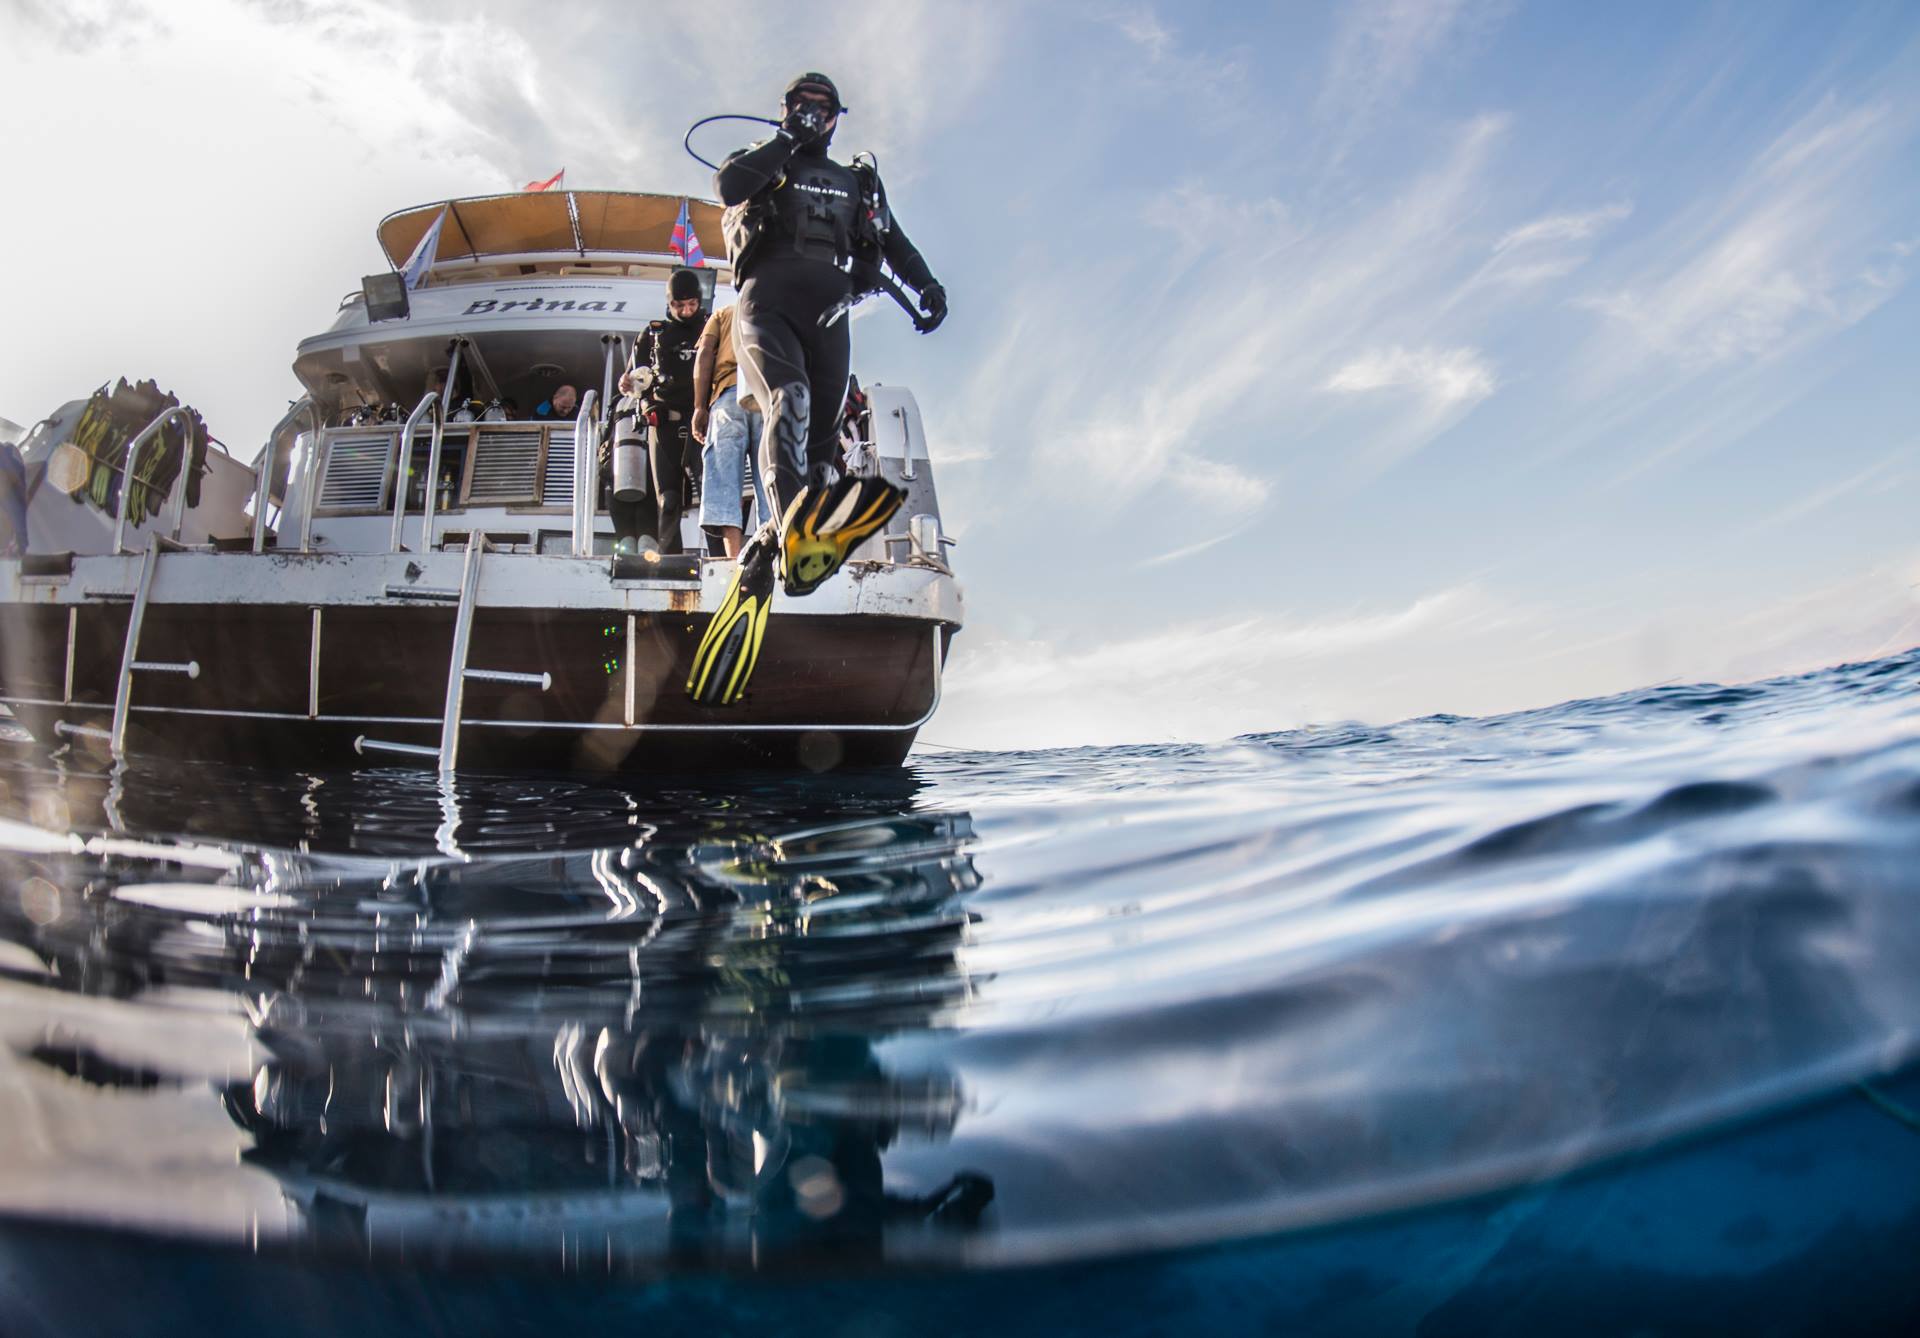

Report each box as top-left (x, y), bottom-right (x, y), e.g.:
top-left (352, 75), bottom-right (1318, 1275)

top-left (683, 113), bottom-right (781, 171)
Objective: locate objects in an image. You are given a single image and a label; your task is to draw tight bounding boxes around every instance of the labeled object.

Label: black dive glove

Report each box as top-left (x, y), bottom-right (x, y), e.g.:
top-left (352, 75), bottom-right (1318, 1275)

top-left (781, 102), bottom-right (830, 145)
top-left (917, 281), bottom-right (948, 333)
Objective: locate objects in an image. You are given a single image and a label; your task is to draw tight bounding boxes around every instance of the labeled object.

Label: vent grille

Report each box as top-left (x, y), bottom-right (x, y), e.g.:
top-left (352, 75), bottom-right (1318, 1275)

top-left (316, 434), bottom-right (394, 512)
top-left (542, 426), bottom-right (575, 510)
top-left (464, 427), bottom-right (543, 505)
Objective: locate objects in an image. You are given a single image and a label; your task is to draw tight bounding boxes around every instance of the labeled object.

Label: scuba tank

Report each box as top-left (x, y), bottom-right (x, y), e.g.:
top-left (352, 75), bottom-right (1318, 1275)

top-left (611, 395), bottom-right (647, 503)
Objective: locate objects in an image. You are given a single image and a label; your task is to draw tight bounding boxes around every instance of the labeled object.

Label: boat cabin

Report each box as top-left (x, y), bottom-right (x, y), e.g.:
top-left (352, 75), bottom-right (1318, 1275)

top-left (276, 190), bottom-right (733, 554)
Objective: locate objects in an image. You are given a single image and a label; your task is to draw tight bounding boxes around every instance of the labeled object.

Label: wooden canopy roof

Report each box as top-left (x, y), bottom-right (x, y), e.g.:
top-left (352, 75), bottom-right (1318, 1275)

top-left (377, 191), bottom-right (727, 269)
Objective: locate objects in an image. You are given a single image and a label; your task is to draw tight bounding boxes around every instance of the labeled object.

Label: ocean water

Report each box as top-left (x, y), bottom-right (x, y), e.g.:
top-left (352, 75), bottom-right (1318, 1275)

top-left (3, 650), bottom-right (1920, 1333)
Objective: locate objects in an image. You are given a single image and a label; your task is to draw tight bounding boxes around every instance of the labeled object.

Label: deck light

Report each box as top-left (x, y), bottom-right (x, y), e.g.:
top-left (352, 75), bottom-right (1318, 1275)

top-left (362, 272), bottom-right (411, 323)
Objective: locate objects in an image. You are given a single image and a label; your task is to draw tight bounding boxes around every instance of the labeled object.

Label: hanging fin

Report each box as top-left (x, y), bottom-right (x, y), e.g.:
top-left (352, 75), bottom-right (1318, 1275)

top-left (686, 530), bottom-right (778, 707)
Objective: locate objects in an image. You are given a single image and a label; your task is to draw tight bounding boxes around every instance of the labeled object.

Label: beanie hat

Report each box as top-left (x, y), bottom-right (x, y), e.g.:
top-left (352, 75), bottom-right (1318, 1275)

top-left (784, 72), bottom-right (844, 114)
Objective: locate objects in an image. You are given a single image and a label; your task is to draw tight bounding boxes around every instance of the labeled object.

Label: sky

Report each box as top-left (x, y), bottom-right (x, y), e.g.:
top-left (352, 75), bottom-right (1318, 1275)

top-left (3, 0), bottom-right (1919, 750)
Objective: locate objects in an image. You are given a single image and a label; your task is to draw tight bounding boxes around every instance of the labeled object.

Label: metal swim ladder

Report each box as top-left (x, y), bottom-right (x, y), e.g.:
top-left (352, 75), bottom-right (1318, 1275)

top-left (54, 541), bottom-right (205, 758)
top-left (52, 407), bottom-right (209, 757)
top-left (354, 534), bottom-right (551, 771)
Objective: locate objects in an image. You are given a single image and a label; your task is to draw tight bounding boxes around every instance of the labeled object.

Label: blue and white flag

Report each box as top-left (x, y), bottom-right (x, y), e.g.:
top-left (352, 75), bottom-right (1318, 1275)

top-left (400, 207), bottom-right (448, 291)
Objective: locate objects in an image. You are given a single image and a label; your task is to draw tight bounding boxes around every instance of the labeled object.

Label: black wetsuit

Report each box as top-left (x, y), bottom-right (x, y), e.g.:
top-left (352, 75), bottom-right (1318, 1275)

top-left (715, 133), bottom-right (935, 516)
top-left (613, 311), bottom-right (706, 552)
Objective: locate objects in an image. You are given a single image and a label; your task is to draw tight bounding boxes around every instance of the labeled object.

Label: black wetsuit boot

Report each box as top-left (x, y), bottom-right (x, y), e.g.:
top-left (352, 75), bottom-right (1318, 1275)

top-left (647, 412), bottom-right (692, 555)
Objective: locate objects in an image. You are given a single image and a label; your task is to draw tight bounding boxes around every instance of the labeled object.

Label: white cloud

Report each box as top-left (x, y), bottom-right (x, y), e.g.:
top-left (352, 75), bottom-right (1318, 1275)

top-left (925, 583), bottom-right (1528, 752)
top-left (1324, 345), bottom-right (1497, 408)
top-left (1112, 5), bottom-right (1175, 59)
top-left (1578, 97), bottom-right (1914, 377)
top-left (1168, 456), bottom-right (1272, 512)
top-left (1142, 181), bottom-right (1292, 251)
top-left (985, 111), bottom-right (1511, 527)
top-left (933, 549), bottom-right (1920, 753)
top-left (1094, 3), bottom-right (1249, 106)
top-left (1742, 448), bottom-right (1915, 534)
top-left (1492, 203), bottom-right (1632, 254)
top-left (1138, 521), bottom-right (1255, 568)
top-left (1316, 0), bottom-right (1502, 157)
top-left (936, 585), bottom-right (1514, 749)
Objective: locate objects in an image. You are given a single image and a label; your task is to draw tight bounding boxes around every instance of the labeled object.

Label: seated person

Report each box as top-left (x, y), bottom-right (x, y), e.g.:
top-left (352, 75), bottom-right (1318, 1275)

top-left (535, 384), bottom-right (579, 419)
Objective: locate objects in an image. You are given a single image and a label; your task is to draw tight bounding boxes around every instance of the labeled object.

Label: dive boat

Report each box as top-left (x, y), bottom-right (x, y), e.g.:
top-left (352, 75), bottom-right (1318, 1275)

top-left (0, 190), bottom-right (961, 772)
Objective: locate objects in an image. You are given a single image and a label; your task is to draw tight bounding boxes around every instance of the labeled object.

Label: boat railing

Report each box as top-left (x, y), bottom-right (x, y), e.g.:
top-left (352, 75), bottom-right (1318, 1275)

top-left (112, 405), bottom-right (203, 556)
top-left (291, 417), bottom-right (582, 552)
top-left (572, 390), bottom-right (599, 557)
top-left (388, 392), bottom-right (445, 553)
top-left (253, 398), bottom-right (321, 554)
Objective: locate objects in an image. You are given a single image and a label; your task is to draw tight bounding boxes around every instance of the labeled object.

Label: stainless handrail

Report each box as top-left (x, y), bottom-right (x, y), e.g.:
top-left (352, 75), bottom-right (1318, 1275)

top-left (295, 424), bottom-right (326, 552)
top-left (112, 406), bottom-right (200, 555)
top-left (599, 333), bottom-right (622, 432)
top-left (252, 398), bottom-right (320, 553)
top-left (441, 339), bottom-right (466, 417)
top-left (572, 389), bottom-right (600, 556)
top-left (388, 392), bottom-right (445, 553)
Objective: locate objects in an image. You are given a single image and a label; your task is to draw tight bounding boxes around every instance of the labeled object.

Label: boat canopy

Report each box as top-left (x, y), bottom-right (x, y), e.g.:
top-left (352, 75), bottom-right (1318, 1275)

top-left (377, 191), bottom-right (728, 271)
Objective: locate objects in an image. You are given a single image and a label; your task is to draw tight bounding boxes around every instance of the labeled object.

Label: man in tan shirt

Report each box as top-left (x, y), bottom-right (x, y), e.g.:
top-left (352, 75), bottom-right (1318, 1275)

top-left (690, 301), bottom-right (769, 557)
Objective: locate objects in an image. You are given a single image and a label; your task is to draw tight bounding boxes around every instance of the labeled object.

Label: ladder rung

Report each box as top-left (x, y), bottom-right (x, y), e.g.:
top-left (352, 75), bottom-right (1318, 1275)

top-left (54, 720), bottom-right (112, 742)
top-left (354, 736), bottom-right (439, 759)
top-left (463, 667), bottom-right (551, 689)
top-left (131, 659), bottom-right (200, 679)
top-left (385, 585), bottom-right (462, 602)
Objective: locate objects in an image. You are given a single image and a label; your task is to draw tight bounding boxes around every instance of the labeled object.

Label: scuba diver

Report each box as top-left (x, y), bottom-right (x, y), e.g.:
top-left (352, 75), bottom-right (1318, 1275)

top-left (686, 72), bottom-right (948, 707)
top-left (608, 267), bottom-right (709, 554)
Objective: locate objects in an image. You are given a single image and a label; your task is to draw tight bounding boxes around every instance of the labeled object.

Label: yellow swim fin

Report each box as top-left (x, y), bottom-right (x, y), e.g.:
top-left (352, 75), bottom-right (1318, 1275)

top-left (780, 473), bottom-right (906, 596)
top-left (686, 532), bottom-right (777, 707)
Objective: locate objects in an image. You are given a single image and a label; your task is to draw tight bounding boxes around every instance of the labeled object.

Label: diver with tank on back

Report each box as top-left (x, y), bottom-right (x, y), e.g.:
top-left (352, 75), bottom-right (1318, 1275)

top-left (686, 72), bottom-right (948, 708)
top-left (608, 267), bottom-right (709, 556)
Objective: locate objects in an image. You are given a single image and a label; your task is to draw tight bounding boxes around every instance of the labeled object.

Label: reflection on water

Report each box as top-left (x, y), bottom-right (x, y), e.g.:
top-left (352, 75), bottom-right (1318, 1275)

top-left (4, 650), bottom-right (1920, 1321)
top-left (0, 759), bottom-right (992, 1271)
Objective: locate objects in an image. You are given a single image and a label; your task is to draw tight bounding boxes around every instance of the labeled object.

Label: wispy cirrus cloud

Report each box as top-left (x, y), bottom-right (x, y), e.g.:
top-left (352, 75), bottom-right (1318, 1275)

top-left (996, 111), bottom-right (1512, 525)
top-left (1315, 0), bottom-right (1504, 157)
top-left (940, 584), bottom-right (1513, 747)
top-left (1324, 345), bottom-right (1497, 407)
top-left (1319, 344), bottom-right (1500, 477)
top-left (1741, 447), bottom-right (1915, 534)
top-left (1470, 202), bottom-right (1634, 288)
top-left (1493, 203), bottom-right (1633, 254)
top-left (1578, 96), bottom-right (1915, 379)
top-left (1097, 3), bottom-right (1250, 106)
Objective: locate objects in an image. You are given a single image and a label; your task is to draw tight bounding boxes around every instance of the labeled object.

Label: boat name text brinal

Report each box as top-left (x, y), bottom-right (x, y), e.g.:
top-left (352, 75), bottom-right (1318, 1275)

top-left (459, 298), bottom-right (632, 315)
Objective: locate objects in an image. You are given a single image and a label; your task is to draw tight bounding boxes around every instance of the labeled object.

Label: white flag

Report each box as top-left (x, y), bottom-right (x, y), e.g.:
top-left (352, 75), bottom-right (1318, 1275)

top-left (400, 208), bottom-right (448, 292)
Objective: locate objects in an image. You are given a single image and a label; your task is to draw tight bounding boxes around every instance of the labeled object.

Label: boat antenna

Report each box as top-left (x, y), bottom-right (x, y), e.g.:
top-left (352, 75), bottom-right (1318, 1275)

top-left (684, 114), bottom-right (781, 171)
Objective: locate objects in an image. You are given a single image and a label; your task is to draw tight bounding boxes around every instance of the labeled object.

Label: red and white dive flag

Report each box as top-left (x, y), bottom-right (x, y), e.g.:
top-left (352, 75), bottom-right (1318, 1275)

top-left (523, 168), bottom-right (565, 192)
